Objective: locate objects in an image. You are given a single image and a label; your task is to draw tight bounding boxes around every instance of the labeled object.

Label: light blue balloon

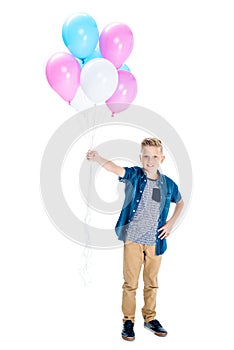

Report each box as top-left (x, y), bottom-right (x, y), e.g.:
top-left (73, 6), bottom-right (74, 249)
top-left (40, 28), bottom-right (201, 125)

top-left (77, 58), bottom-right (84, 68)
top-left (62, 12), bottom-right (99, 60)
top-left (119, 63), bottom-right (131, 72)
top-left (83, 47), bottom-right (103, 65)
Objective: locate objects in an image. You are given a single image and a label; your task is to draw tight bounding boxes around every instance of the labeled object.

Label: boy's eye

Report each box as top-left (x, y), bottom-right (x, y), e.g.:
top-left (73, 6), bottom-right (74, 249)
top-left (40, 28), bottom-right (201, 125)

top-left (143, 155), bottom-right (157, 158)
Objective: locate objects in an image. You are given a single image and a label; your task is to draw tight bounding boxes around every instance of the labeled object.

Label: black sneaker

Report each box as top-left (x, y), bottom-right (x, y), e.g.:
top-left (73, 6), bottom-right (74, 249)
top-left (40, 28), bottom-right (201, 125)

top-left (121, 320), bottom-right (135, 341)
top-left (144, 319), bottom-right (168, 337)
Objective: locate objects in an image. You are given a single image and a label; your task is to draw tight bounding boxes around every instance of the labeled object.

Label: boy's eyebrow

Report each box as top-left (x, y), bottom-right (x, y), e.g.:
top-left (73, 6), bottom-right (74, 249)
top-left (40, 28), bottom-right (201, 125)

top-left (142, 154), bottom-right (159, 157)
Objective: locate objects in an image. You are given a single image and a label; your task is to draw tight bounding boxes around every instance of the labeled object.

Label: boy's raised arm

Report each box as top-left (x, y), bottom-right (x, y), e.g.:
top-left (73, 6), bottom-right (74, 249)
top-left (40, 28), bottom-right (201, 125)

top-left (86, 150), bottom-right (125, 178)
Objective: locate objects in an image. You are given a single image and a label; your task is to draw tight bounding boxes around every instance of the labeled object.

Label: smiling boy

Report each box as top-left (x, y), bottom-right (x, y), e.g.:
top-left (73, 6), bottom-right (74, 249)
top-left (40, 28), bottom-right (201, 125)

top-left (86, 137), bottom-right (184, 341)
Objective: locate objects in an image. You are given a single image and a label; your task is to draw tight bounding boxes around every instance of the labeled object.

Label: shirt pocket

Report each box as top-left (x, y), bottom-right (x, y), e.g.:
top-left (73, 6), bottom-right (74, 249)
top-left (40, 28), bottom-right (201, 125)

top-left (152, 188), bottom-right (161, 202)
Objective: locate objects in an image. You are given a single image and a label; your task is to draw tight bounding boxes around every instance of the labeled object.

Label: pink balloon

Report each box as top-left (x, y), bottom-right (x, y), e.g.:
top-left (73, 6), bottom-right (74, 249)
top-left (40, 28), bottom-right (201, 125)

top-left (46, 52), bottom-right (81, 103)
top-left (106, 70), bottom-right (138, 115)
top-left (99, 22), bottom-right (134, 69)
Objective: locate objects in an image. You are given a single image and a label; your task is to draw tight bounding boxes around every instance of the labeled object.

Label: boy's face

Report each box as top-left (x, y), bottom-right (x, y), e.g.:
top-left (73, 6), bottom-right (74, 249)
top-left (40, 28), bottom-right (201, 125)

top-left (140, 145), bottom-right (165, 174)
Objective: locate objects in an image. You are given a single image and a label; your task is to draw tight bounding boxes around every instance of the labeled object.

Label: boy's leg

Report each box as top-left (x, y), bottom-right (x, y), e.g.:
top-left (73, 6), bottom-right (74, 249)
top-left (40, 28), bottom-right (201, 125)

top-left (141, 245), bottom-right (162, 322)
top-left (122, 240), bottom-right (144, 323)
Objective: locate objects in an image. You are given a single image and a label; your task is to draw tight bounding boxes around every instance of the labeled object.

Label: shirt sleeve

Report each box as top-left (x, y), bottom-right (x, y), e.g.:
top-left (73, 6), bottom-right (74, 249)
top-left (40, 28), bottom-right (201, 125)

top-left (118, 167), bottom-right (135, 183)
top-left (171, 182), bottom-right (182, 203)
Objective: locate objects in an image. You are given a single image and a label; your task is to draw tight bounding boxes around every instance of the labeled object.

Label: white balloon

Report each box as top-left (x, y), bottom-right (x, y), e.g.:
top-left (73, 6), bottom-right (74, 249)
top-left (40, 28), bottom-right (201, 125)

top-left (80, 58), bottom-right (118, 103)
top-left (70, 87), bottom-right (94, 112)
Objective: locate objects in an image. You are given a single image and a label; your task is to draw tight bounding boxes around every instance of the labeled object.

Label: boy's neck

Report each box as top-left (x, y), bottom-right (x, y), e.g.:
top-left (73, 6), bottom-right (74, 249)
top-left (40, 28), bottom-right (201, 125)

top-left (144, 168), bottom-right (159, 180)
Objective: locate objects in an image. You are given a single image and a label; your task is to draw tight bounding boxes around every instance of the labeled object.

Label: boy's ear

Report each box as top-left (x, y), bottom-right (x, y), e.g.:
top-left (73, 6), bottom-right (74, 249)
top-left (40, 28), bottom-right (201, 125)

top-left (160, 155), bottom-right (165, 163)
top-left (139, 153), bottom-right (142, 162)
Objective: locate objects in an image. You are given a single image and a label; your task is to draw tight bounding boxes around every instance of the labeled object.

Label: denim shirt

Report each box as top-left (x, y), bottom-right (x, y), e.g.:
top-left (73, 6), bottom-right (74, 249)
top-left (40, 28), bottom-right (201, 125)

top-left (115, 166), bottom-right (182, 255)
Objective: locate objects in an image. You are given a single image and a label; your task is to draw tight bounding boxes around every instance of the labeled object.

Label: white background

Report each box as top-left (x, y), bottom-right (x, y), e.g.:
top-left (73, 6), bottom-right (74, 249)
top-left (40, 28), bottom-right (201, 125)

top-left (1, 0), bottom-right (233, 349)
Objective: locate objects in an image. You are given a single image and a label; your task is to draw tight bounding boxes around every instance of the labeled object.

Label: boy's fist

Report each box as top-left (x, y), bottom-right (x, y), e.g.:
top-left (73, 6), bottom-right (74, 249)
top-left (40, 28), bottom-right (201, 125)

top-left (86, 149), bottom-right (98, 161)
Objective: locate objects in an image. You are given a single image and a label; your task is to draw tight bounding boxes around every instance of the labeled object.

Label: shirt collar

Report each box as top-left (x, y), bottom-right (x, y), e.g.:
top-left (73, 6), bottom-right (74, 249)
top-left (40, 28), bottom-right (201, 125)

top-left (141, 168), bottom-right (163, 183)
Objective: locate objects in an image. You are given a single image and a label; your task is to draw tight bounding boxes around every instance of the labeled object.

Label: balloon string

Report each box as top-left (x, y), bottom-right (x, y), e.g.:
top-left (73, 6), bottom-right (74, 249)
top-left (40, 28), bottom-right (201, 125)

top-left (84, 104), bottom-right (97, 229)
top-left (79, 104), bottom-right (98, 286)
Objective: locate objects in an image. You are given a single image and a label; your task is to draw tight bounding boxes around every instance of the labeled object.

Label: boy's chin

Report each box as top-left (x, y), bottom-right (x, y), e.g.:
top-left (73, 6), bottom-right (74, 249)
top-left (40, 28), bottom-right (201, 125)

top-left (145, 166), bottom-right (155, 170)
top-left (145, 168), bottom-right (157, 174)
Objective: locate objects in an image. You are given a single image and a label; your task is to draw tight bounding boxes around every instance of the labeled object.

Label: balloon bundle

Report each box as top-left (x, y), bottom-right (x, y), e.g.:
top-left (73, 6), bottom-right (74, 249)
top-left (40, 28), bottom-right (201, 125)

top-left (45, 12), bottom-right (138, 116)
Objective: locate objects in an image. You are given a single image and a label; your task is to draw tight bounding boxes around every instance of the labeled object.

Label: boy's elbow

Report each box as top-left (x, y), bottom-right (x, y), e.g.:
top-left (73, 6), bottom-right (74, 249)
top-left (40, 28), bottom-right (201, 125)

top-left (178, 199), bottom-right (184, 208)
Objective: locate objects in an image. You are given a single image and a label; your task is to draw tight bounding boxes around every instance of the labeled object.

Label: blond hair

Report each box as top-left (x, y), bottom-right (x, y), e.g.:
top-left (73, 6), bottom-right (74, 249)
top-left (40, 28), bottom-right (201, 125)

top-left (141, 137), bottom-right (163, 153)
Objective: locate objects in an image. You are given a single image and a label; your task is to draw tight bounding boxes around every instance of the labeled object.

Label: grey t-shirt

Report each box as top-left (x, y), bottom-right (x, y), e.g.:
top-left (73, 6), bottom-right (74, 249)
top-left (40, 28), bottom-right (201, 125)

top-left (126, 178), bottom-right (161, 246)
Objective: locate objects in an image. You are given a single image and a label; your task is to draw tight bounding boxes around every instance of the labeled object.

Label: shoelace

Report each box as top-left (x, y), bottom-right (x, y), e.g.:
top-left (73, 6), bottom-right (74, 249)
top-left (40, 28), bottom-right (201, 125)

top-left (150, 319), bottom-right (162, 327)
top-left (125, 321), bottom-right (134, 331)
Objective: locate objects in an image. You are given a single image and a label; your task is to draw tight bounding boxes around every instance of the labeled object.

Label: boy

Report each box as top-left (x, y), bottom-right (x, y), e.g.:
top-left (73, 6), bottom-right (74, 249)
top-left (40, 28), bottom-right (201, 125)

top-left (86, 137), bottom-right (184, 341)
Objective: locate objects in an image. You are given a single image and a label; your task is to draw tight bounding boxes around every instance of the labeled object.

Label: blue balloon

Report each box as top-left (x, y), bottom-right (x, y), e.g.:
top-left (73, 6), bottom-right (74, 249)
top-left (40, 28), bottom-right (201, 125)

top-left (119, 63), bottom-right (131, 72)
top-left (83, 47), bottom-right (103, 65)
top-left (62, 13), bottom-right (99, 60)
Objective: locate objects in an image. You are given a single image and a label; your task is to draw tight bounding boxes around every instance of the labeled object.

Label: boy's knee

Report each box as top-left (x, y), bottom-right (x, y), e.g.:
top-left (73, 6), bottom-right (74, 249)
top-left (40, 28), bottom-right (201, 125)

top-left (123, 281), bottom-right (139, 291)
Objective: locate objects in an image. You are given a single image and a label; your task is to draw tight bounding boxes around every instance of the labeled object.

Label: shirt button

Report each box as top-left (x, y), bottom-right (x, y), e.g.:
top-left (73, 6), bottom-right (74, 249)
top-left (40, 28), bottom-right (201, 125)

top-left (144, 179), bottom-right (146, 182)
top-left (140, 190), bottom-right (142, 193)
top-left (133, 210), bottom-right (136, 212)
top-left (137, 199), bottom-right (139, 202)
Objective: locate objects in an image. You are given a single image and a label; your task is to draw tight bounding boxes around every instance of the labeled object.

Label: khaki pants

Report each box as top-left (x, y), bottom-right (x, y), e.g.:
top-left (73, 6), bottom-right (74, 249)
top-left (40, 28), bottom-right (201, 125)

top-left (122, 240), bottom-right (162, 323)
